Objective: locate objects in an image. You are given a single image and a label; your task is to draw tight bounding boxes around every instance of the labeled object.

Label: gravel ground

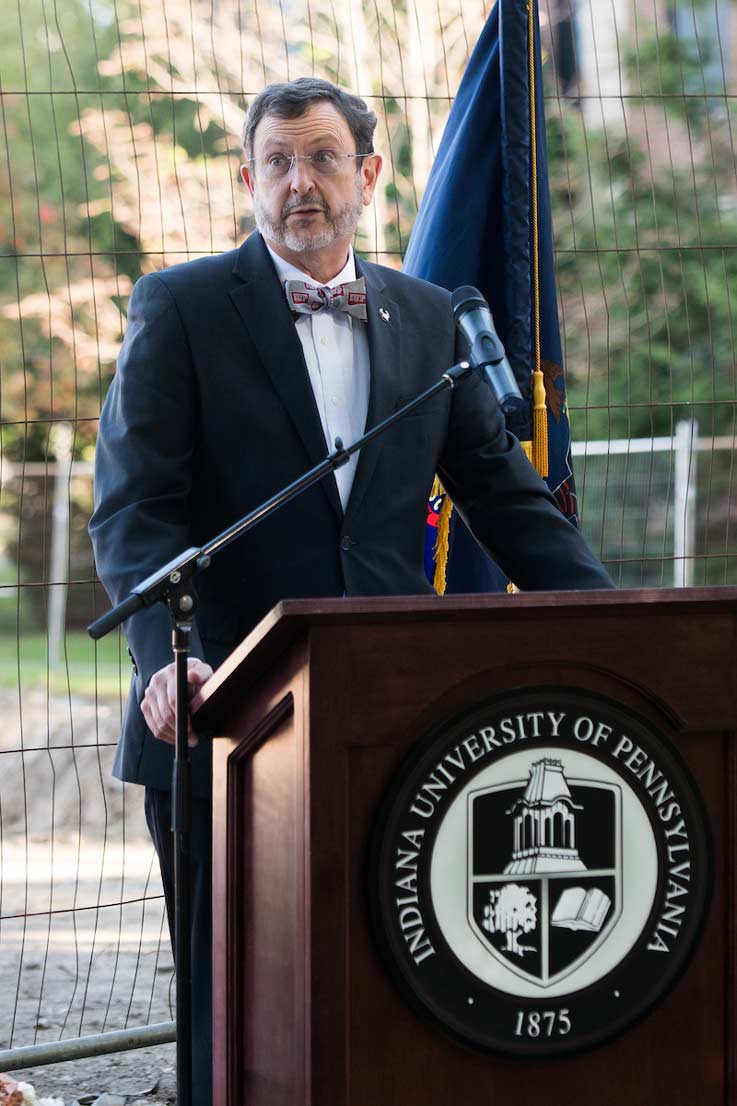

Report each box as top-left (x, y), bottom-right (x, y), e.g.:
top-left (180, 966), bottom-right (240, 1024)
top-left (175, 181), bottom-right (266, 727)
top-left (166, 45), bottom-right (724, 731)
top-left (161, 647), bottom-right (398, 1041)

top-left (7, 1050), bottom-right (177, 1106)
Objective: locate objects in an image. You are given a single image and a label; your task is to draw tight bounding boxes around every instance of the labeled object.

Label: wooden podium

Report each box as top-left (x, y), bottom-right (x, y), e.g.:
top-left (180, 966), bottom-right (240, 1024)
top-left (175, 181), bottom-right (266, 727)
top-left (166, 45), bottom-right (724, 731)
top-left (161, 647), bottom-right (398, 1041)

top-left (194, 588), bottom-right (737, 1106)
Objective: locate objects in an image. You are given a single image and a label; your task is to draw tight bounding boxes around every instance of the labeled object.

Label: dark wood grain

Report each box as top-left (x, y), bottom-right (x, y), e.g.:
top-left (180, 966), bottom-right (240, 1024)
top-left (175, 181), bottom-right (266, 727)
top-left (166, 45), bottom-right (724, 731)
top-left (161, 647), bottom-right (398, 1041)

top-left (204, 590), bottom-right (737, 1106)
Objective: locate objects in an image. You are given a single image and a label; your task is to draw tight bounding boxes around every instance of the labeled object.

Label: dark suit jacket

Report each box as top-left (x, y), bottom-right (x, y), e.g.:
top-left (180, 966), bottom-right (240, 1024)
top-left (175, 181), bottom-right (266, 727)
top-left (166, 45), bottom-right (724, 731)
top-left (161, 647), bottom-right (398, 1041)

top-left (89, 232), bottom-right (613, 796)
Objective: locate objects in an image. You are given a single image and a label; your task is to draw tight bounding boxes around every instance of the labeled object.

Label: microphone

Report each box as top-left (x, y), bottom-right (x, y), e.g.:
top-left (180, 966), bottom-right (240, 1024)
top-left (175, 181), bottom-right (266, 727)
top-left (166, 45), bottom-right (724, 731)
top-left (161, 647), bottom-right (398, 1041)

top-left (451, 286), bottom-right (525, 415)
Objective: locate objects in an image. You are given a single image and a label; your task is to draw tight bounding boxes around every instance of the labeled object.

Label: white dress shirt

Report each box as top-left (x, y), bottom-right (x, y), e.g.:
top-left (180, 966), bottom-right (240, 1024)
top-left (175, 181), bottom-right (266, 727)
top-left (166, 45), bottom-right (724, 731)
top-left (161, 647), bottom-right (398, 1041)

top-left (266, 244), bottom-right (370, 512)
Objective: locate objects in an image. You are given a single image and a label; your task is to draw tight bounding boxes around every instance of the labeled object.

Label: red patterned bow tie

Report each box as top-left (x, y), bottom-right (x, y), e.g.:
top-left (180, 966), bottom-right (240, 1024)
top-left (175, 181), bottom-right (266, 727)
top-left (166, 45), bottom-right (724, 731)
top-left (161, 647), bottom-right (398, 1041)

top-left (285, 276), bottom-right (368, 322)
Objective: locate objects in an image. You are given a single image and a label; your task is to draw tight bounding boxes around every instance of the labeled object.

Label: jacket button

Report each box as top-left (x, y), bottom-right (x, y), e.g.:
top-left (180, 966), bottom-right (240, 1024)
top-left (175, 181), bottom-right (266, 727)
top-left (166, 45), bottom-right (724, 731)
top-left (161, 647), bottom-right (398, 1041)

top-left (340, 535), bottom-right (354, 551)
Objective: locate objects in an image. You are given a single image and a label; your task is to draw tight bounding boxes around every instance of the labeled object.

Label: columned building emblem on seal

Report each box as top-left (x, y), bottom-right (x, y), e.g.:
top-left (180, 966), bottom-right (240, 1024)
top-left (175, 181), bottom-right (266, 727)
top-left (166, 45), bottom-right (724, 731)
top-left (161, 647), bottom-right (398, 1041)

top-left (505, 758), bottom-right (585, 873)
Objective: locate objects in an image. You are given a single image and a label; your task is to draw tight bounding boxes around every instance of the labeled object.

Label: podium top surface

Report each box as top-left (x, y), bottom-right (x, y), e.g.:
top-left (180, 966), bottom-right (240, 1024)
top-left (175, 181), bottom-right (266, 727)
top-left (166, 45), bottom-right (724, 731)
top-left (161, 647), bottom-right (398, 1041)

top-left (192, 586), bottom-right (737, 728)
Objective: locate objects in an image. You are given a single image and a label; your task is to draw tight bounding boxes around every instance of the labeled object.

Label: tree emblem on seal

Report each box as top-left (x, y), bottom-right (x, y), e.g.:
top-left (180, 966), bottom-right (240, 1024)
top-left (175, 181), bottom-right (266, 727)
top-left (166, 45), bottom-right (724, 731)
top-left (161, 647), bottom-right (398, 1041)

top-left (482, 884), bottom-right (537, 956)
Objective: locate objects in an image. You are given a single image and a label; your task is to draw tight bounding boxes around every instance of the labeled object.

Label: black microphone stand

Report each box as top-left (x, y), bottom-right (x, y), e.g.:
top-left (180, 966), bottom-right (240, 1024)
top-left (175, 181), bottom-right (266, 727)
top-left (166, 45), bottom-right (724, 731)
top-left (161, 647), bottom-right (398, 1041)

top-left (87, 357), bottom-right (472, 1106)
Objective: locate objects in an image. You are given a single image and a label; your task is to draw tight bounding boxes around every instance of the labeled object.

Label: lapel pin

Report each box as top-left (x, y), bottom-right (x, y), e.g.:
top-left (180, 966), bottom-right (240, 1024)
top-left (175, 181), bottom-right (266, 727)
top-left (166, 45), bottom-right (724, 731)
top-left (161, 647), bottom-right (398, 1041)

top-left (379, 307), bottom-right (391, 323)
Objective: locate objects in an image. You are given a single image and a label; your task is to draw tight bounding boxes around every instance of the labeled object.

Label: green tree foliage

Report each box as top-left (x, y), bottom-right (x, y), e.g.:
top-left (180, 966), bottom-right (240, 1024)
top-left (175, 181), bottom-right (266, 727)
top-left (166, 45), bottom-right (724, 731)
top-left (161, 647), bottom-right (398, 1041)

top-left (0, 0), bottom-right (126, 459)
top-left (546, 17), bottom-right (737, 444)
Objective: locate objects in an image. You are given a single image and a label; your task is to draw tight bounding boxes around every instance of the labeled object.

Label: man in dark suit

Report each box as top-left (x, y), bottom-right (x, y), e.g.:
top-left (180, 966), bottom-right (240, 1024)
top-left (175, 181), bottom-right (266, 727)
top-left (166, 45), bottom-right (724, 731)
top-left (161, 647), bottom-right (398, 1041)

top-left (90, 76), bottom-right (613, 1105)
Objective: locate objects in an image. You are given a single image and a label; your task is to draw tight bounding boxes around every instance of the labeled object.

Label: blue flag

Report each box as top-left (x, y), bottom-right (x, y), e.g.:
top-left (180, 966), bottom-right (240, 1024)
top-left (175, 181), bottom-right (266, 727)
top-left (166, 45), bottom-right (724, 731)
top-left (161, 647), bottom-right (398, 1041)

top-left (405, 0), bottom-right (578, 593)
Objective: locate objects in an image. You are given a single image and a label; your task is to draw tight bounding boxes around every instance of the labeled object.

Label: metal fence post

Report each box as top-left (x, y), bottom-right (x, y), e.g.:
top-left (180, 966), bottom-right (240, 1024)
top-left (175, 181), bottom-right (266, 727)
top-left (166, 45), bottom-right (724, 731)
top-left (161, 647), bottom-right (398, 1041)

top-left (48, 423), bottom-right (74, 665)
top-left (674, 419), bottom-right (698, 588)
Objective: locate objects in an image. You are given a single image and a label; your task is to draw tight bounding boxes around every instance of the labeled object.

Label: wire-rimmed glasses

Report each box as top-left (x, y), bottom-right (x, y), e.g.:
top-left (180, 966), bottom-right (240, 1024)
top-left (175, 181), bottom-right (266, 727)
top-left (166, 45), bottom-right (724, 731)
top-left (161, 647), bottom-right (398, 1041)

top-left (247, 149), bottom-right (373, 180)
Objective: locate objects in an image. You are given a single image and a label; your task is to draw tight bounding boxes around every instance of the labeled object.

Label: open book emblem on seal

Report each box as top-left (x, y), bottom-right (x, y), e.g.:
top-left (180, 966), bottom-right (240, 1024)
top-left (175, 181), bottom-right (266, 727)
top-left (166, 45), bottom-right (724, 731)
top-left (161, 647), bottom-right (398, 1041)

top-left (468, 757), bottom-right (622, 986)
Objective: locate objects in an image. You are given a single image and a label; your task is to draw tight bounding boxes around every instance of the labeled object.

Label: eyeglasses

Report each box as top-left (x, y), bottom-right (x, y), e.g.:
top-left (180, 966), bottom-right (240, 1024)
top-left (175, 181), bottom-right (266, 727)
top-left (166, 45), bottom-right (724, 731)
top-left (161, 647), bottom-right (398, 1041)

top-left (248, 149), bottom-right (373, 180)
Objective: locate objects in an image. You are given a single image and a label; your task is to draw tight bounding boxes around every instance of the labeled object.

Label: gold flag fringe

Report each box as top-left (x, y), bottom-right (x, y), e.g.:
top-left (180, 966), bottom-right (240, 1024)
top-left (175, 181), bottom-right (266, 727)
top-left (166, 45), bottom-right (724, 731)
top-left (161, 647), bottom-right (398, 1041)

top-left (531, 368), bottom-right (549, 477)
top-left (431, 475), bottom-right (452, 595)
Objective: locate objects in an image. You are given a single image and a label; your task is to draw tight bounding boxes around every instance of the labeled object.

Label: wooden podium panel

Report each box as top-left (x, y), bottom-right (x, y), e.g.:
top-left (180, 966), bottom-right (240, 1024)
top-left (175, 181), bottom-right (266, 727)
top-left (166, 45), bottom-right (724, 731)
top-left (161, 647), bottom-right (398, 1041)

top-left (194, 588), bottom-right (737, 1106)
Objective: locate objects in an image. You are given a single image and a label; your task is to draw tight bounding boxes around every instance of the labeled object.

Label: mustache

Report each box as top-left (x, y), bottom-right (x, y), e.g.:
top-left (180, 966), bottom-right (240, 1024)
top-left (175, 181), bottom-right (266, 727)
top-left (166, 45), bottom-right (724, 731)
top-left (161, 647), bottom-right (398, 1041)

top-left (281, 195), bottom-right (328, 217)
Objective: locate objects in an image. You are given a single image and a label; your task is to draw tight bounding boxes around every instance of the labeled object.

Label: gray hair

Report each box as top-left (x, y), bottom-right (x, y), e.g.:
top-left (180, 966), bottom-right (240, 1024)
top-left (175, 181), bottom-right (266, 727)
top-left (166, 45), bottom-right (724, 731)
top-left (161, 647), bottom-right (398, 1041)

top-left (243, 77), bottom-right (377, 162)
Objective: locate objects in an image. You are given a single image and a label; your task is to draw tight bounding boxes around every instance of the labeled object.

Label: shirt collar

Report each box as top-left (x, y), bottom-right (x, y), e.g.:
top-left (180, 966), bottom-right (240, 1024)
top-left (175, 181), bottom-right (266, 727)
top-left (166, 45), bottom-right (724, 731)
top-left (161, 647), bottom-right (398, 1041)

top-left (266, 241), bottom-right (357, 288)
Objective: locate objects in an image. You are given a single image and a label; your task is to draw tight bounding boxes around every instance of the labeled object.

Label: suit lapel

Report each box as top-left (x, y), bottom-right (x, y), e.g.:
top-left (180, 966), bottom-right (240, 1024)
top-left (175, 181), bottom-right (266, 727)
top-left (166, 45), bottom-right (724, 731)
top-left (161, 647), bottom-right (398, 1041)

top-left (344, 258), bottom-right (402, 522)
top-left (229, 234), bottom-right (343, 520)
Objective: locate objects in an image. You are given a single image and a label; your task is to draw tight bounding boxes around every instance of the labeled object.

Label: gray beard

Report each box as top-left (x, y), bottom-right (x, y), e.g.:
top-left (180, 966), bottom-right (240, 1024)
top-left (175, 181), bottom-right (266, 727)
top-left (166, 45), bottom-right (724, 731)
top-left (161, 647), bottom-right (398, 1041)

top-left (253, 181), bottom-right (363, 253)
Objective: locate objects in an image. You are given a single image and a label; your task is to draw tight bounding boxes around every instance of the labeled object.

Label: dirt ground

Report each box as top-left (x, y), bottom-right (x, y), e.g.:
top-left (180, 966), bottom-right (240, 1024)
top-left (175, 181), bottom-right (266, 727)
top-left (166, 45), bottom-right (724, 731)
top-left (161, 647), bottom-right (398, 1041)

top-left (7, 1046), bottom-right (177, 1106)
top-left (0, 689), bottom-right (178, 1105)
